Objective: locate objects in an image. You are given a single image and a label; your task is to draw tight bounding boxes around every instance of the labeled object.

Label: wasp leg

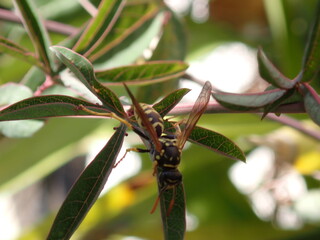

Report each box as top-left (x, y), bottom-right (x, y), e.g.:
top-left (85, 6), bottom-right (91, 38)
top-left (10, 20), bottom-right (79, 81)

top-left (152, 161), bottom-right (158, 176)
top-left (79, 104), bottom-right (133, 129)
top-left (114, 147), bottom-right (150, 168)
top-left (150, 184), bottom-right (166, 214)
top-left (166, 186), bottom-right (176, 216)
top-left (150, 184), bottom-right (176, 216)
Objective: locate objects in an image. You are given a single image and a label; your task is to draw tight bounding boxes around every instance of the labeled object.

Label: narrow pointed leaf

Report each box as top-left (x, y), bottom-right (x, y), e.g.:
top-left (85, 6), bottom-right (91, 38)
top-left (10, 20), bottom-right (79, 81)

top-left (0, 95), bottom-right (109, 121)
top-left (163, 121), bottom-right (245, 162)
top-left (153, 88), bottom-right (191, 117)
top-left (96, 61), bottom-right (189, 85)
top-left (157, 179), bottom-right (186, 240)
top-left (151, 10), bottom-right (187, 61)
top-left (73, 0), bottom-right (125, 53)
top-left (212, 89), bottom-right (286, 110)
top-left (188, 126), bottom-right (245, 162)
top-left (51, 46), bottom-right (125, 117)
top-left (21, 67), bottom-right (46, 91)
top-left (13, 0), bottom-right (55, 74)
top-left (0, 36), bottom-right (44, 69)
top-left (300, 2), bottom-right (320, 82)
top-left (88, 3), bottom-right (161, 65)
top-left (257, 48), bottom-right (295, 89)
top-left (47, 123), bottom-right (126, 240)
top-left (302, 84), bottom-right (320, 126)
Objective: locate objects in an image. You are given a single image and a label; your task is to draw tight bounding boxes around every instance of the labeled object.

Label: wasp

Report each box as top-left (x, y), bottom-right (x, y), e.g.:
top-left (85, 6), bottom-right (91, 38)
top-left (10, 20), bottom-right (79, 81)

top-left (79, 81), bottom-right (212, 215)
top-left (123, 81), bottom-right (212, 215)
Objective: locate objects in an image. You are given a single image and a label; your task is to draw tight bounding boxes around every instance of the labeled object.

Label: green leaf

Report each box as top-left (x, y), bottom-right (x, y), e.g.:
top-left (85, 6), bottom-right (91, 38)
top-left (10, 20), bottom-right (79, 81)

top-left (51, 46), bottom-right (125, 117)
top-left (0, 36), bottom-right (44, 69)
top-left (212, 89), bottom-right (287, 110)
top-left (300, 2), bottom-right (320, 82)
top-left (157, 179), bottom-right (186, 240)
top-left (301, 84), bottom-right (320, 126)
top-left (96, 61), bottom-right (189, 85)
top-left (0, 95), bottom-right (109, 121)
top-left (262, 88), bottom-right (298, 119)
top-left (188, 126), bottom-right (246, 162)
top-left (13, 0), bottom-right (55, 74)
top-left (20, 67), bottom-right (46, 92)
top-left (257, 48), bottom-right (295, 89)
top-left (47, 123), bottom-right (126, 240)
top-left (153, 88), bottom-right (190, 117)
top-left (151, 10), bottom-right (187, 61)
top-left (73, 0), bottom-right (125, 53)
top-left (88, 3), bottom-right (162, 66)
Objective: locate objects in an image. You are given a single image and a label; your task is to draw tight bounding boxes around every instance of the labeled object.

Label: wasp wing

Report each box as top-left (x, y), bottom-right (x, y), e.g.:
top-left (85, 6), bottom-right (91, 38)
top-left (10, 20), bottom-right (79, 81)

top-left (177, 81), bottom-right (212, 149)
top-left (123, 84), bottom-right (162, 152)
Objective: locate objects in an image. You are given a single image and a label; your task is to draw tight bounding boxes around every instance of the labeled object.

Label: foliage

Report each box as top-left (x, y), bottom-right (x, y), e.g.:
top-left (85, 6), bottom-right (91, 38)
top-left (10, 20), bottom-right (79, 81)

top-left (0, 0), bottom-right (319, 240)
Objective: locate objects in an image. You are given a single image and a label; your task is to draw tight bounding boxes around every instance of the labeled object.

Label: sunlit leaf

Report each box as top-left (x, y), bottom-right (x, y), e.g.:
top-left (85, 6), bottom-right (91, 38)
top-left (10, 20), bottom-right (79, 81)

top-left (73, 0), bottom-right (125, 53)
top-left (51, 46), bottom-right (125, 116)
top-left (0, 36), bottom-right (44, 69)
top-left (96, 61), bottom-right (188, 86)
top-left (47, 123), bottom-right (126, 240)
top-left (153, 88), bottom-right (190, 117)
top-left (257, 48), bottom-right (296, 89)
top-left (88, 3), bottom-right (162, 66)
top-left (300, 2), bottom-right (320, 82)
top-left (13, 0), bottom-right (55, 74)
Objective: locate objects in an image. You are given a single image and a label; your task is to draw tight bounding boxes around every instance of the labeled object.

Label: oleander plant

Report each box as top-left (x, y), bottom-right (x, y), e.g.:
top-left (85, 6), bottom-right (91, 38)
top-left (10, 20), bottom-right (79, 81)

top-left (0, 1), bottom-right (319, 240)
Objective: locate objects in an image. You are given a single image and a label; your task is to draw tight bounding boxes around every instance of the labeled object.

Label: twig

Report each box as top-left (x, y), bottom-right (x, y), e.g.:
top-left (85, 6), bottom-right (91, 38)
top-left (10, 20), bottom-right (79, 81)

top-left (0, 8), bottom-right (78, 35)
top-left (264, 113), bottom-right (320, 141)
top-left (169, 101), bottom-right (305, 115)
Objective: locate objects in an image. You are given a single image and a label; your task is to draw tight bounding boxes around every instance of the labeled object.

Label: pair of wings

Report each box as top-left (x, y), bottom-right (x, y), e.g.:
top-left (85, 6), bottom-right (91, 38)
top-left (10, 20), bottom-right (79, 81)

top-left (124, 81), bottom-right (212, 152)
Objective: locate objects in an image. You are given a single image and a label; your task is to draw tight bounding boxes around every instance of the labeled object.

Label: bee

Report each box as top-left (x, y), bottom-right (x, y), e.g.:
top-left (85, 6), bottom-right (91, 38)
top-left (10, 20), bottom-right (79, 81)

top-left (123, 81), bottom-right (212, 215)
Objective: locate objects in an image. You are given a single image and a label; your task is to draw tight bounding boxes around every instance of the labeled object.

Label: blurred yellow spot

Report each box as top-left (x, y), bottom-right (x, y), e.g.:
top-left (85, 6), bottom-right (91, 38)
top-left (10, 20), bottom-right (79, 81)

top-left (107, 184), bottom-right (136, 213)
top-left (294, 151), bottom-right (320, 174)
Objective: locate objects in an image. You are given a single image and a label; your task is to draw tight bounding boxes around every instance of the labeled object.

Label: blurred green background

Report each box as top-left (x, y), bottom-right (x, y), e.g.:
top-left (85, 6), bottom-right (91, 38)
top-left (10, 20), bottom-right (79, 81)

top-left (0, 0), bottom-right (320, 239)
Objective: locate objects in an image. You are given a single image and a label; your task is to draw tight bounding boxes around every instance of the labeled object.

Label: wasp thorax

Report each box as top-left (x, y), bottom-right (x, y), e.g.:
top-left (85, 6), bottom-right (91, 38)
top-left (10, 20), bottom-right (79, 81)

top-left (153, 135), bottom-right (181, 168)
top-left (134, 103), bottom-right (164, 138)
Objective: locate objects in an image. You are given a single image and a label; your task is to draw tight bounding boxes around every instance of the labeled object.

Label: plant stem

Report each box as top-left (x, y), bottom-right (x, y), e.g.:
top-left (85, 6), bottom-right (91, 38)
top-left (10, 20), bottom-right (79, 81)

top-left (169, 102), bottom-right (305, 115)
top-left (264, 113), bottom-right (320, 141)
top-left (0, 8), bottom-right (78, 35)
